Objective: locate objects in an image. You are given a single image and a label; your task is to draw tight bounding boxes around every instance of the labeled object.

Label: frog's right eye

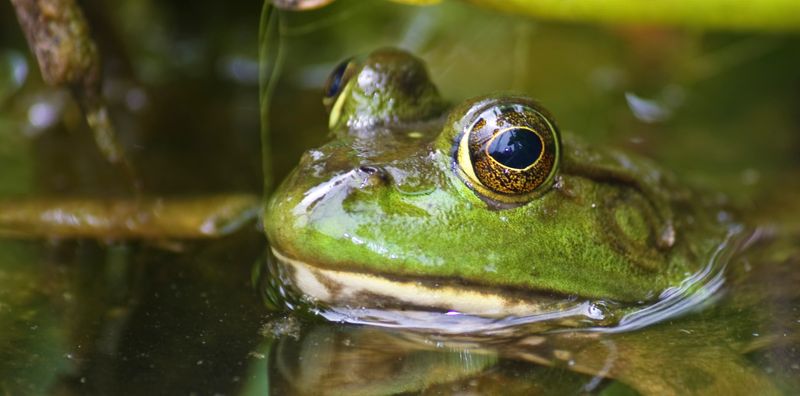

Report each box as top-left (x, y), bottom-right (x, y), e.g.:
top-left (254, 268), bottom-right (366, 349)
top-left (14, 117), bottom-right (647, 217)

top-left (455, 99), bottom-right (561, 204)
top-left (322, 57), bottom-right (356, 112)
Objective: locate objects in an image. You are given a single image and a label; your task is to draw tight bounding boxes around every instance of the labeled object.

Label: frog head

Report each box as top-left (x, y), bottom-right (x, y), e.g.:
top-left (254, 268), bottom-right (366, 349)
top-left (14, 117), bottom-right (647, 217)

top-left (265, 48), bottom-right (733, 320)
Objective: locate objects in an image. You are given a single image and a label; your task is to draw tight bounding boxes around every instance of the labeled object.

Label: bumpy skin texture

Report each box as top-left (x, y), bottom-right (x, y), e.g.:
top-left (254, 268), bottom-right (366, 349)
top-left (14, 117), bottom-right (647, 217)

top-left (327, 48), bottom-right (447, 134)
top-left (265, 49), bottom-right (732, 303)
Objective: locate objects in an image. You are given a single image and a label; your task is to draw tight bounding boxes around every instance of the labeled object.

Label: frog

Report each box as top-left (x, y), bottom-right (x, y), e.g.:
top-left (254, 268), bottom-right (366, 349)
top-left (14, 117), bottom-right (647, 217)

top-left (264, 47), bottom-right (739, 326)
top-left (261, 48), bottom-right (800, 395)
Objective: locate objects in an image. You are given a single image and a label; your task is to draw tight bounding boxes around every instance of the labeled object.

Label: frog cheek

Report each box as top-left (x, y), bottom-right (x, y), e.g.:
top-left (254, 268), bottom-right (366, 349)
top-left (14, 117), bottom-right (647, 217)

top-left (455, 99), bottom-right (561, 205)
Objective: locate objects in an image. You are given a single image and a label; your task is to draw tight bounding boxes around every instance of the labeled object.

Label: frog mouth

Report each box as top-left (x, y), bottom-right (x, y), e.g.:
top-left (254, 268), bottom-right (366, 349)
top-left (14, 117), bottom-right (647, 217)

top-left (269, 248), bottom-right (588, 319)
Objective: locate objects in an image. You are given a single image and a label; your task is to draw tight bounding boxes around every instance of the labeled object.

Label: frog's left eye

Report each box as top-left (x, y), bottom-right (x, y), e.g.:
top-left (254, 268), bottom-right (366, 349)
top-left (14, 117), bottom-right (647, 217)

top-left (456, 101), bottom-right (560, 203)
top-left (322, 57), bottom-right (357, 112)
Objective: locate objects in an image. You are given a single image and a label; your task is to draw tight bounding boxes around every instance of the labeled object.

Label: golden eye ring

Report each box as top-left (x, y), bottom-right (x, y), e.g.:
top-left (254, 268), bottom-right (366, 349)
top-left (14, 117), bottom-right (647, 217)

top-left (322, 57), bottom-right (359, 127)
top-left (455, 99), bottom-right (561, 203)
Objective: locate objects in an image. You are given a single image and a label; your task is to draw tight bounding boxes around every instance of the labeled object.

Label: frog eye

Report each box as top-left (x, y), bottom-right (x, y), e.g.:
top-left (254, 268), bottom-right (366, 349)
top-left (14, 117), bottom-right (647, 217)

top-left (322, 57), bottom-right (356, 112)
top-left (456, 101), bottom-right (560, 203)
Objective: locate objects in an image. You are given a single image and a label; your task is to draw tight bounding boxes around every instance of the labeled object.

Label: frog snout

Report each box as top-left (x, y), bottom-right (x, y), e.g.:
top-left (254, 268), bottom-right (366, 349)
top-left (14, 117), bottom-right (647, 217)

top-left (356, 165), bottom-right (389, 189)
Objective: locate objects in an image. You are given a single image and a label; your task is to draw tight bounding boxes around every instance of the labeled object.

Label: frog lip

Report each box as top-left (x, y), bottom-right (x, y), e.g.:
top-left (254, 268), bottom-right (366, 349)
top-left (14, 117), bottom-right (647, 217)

top-left (270, 247), bottom-right (577, 318)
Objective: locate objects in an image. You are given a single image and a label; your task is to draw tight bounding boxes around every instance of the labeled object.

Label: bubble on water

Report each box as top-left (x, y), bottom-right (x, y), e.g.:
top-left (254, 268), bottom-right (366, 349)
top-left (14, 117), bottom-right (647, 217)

top-left (585, 302), bottom-right (607, 320)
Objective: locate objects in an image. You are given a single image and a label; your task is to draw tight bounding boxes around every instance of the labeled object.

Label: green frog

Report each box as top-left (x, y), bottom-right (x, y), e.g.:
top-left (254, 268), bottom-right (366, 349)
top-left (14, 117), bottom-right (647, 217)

top-left (264, 47), bottom-right (738, 326)
top-left (261, 48), bottom-right (800, 395)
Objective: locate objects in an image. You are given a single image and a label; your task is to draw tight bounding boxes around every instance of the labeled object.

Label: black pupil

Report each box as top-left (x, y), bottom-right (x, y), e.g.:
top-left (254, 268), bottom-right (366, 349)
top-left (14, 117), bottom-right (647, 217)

top-left (326, 60), bottom-right (349, 98)
top-left (487, 128), bottom-right (543, 169)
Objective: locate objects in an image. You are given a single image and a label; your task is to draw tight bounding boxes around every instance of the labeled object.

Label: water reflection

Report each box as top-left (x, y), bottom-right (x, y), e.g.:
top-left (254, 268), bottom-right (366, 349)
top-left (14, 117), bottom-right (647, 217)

top-left (0, 231), bottom-right (267, 395)
top-left (262, 322), bottom-right (602, 395)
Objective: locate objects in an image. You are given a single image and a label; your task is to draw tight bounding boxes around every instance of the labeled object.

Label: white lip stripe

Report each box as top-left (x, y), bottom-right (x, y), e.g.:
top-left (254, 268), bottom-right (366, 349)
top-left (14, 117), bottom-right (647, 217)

top-left (272, 248), bottom-right (552, 317)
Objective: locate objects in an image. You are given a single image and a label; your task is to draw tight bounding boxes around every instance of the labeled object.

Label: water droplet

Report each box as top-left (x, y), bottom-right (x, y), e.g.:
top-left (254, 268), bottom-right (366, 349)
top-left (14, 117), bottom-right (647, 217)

top-left (586, 302), bottom-right (606, 320)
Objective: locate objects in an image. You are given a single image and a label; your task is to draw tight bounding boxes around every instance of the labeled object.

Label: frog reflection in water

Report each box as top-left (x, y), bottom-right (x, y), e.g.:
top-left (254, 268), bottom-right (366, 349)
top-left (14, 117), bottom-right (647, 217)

top-left (263, 49), bottom-right (800, 395)
top-left (265, 47), bottom-right (733, 322)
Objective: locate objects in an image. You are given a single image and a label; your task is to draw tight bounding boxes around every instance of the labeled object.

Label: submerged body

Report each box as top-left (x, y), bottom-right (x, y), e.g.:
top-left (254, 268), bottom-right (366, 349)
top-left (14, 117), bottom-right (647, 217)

top-left (265, 48), bottom-right (737, 324)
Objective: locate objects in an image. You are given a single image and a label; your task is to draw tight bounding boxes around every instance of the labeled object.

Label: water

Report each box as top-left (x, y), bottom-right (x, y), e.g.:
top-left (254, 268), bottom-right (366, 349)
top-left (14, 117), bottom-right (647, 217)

top-left (0, 0), bottom-right (799, 394)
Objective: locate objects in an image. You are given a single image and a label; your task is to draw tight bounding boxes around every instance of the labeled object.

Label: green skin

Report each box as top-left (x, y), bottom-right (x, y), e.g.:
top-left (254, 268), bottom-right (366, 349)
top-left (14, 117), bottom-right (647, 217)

top-left (265, 48), bottom-right (734, 310)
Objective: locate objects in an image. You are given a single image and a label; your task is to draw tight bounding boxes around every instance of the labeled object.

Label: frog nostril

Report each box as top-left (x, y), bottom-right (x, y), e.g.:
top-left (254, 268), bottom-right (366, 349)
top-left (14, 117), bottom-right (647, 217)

top-left (356, 165), bottom-right (388, 188)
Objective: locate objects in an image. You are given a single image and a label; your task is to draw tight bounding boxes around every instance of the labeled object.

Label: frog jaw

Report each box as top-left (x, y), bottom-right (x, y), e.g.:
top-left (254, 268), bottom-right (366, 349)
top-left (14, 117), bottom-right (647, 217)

top-left (272, 247), bottom-right (584, 318)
